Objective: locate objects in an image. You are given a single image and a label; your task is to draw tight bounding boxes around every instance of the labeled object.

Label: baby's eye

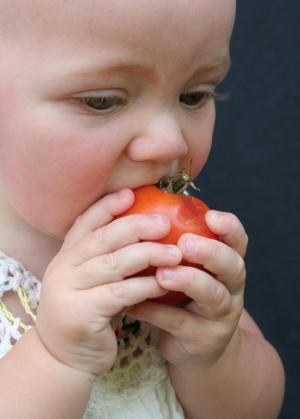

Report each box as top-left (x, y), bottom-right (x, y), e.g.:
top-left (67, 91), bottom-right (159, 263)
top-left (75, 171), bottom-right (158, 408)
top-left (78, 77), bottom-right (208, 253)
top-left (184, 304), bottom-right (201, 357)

top-left (179, 90), bottom-right (226, 109)
top-left (78, 95), bottom-right (126, 112)
top-left (179, 91), bottom-right (214, 109)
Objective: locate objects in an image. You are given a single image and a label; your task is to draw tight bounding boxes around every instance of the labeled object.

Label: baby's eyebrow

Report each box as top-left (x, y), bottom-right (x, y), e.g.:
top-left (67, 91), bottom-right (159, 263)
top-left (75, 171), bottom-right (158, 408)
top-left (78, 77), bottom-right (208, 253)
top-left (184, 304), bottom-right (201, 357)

top-left (190, 57), bottom-right (231, 80)
top-left (67, 63), bottom-right (157, 81)
top-left (65, 56), bottom-right (231, 81)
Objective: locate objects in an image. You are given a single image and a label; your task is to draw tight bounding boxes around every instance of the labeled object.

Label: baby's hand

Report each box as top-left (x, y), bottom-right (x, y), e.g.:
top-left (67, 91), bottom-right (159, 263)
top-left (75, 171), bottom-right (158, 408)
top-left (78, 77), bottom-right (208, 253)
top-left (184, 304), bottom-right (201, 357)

top-left (127, 210), bottom-right (247, 369)
top-left (34, 189), bottom-right (182, 377)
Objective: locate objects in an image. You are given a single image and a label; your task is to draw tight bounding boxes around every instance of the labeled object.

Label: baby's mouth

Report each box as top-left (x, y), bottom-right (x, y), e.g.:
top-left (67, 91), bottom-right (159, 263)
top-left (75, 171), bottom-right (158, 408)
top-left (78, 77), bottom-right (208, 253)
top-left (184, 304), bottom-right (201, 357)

top-left (129, 161), bottom-right (181, 190)
top-left (104, 160), bottom-right (181, 195)
top-left (146, 162), bottom-right (180, 189)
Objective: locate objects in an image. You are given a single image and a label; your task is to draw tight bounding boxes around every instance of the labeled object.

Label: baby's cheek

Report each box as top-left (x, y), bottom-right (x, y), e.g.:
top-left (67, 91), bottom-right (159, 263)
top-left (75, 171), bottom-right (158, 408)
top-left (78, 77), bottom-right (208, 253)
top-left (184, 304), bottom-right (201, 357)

top-left (0, 80), bottom-right (115, 239)
top-left (23, 157), bottom-right (107, 238)
top-left (188, 106), bottom-right (215, 176)
top-left (0, 133), bottom-right (109, 240)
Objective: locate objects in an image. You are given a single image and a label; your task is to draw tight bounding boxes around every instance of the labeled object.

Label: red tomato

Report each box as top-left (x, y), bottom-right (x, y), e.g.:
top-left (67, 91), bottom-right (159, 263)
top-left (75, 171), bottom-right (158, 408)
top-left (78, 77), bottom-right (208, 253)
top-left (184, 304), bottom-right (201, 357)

top-left (120, 184), bottom-right (218, 304)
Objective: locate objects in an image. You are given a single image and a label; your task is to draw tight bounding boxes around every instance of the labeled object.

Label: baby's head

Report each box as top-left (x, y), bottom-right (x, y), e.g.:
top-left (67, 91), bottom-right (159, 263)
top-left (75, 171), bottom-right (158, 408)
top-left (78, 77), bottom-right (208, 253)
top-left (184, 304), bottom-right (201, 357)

top-left (0, 0), bottom-right (235, 239)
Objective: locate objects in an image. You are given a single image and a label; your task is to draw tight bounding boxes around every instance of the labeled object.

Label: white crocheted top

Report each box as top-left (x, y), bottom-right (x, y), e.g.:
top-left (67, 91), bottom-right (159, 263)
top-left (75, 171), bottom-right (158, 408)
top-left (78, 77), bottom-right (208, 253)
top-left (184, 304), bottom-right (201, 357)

top-left (0, 251), bottom-right (185, 419)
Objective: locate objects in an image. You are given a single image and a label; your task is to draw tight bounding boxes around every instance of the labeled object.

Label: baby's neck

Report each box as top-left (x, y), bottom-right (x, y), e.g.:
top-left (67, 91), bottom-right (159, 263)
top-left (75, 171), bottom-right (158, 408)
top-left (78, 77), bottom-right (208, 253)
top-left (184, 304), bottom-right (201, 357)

top-left (0, 199), bottom-right (61, 279)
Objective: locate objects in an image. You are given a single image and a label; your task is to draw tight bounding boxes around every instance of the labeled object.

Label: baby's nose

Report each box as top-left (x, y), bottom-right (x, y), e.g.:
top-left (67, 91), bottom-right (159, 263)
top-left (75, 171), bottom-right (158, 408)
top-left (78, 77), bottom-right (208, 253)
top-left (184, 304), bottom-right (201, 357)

top-left (125, 113), bottom-right (188, 162)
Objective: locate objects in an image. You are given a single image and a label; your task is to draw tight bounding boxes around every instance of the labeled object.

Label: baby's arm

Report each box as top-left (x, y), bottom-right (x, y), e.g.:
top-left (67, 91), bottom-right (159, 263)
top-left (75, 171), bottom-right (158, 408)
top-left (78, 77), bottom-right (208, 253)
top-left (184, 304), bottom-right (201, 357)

top-left (0, 329), bottom-right (94, 419)
top-left (168, 309), bottom-right (285, 419)
top-left (0, 189), bottom-right (181, 418)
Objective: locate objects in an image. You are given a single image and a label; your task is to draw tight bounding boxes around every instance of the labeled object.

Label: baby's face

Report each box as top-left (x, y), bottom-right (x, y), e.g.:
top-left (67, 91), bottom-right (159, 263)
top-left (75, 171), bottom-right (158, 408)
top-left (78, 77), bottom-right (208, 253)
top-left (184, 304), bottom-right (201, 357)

top-left (0, 0), bottom-right (235, 239)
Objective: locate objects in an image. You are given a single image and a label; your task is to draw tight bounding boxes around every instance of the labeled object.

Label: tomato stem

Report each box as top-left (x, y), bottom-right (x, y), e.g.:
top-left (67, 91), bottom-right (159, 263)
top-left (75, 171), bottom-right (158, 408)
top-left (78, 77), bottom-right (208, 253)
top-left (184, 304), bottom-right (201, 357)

top-left (157, 171), bottom-right (200, 194)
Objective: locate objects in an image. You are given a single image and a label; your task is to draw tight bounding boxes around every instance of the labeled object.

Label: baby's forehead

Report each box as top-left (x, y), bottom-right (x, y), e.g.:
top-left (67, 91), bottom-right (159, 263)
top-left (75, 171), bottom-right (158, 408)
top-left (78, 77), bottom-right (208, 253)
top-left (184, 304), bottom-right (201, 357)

top-left (1, 1), bottom-right (78, 40)
top-left (1, 0), bottom-right (234, 88)
top-left (1, 0), bottom-right (234, 43)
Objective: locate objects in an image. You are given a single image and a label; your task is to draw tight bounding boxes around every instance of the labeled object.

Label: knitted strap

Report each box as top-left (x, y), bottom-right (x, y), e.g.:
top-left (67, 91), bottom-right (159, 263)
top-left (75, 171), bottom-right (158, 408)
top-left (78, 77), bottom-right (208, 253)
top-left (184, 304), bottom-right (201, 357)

top-left (17, 287), bottom-right (37, 323)
top-left (0, 286), bottom-right (36, 332)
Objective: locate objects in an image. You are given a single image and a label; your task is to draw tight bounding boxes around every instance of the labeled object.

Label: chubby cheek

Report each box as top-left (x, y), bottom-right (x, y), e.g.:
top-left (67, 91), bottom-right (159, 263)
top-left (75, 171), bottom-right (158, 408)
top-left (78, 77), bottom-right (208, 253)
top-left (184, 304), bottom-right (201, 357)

top-left (0, 142), bottom-right (106, 238)
top-left (0, 105), bottom-right (117, 239)
top-left (186, 102), bottom-right (215, 177)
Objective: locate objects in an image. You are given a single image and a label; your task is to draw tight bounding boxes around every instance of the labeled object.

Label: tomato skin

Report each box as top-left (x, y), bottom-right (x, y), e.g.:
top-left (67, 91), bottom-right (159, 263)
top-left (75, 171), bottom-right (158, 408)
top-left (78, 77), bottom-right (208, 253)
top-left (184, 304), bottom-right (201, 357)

top-left (120, 185), bottom-right (218, 304)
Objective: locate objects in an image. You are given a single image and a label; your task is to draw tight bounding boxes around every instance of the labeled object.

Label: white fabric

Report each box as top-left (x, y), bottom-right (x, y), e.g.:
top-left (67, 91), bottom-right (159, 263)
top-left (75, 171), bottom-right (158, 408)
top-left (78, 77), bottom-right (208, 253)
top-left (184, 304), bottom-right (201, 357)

top-left (0, 251), bottom-right (185, 418)
top-left (0, 251), bottom-right (41, 357)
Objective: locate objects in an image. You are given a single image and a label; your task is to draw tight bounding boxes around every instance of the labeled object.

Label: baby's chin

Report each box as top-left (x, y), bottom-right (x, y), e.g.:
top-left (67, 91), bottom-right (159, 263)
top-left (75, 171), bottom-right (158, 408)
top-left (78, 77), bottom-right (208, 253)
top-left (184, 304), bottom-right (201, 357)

top-left (21, 209), bottom-right (76, 242)
top-left (30, 221), bottom-right (68, 242)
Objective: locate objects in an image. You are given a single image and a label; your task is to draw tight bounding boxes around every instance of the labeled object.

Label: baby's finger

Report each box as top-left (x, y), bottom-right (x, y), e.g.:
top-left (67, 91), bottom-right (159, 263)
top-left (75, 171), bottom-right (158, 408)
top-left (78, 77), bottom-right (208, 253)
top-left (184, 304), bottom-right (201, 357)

top-left (73, 242), bottom-right (182, 289)
top-left (156, 265), bottom-right (232, 319)
top-left (127, 301), bottom-right (201, 342)
top-left (64, 213), bottom-right (171, 265)
top-left (177, 235), bottom-right (246, 295)
top-left (87, 276), bottom-right (169, 317)
top-left (62, 188), bottom-right (135, 250)
top-left (205, 211), bottom-right (248, 257)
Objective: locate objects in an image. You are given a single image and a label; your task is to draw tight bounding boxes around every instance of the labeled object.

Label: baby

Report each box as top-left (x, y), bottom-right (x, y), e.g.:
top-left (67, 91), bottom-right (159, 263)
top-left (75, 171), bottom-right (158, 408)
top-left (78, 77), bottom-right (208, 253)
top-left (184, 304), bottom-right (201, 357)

top-left (0, 1), bottom-right (285, 418)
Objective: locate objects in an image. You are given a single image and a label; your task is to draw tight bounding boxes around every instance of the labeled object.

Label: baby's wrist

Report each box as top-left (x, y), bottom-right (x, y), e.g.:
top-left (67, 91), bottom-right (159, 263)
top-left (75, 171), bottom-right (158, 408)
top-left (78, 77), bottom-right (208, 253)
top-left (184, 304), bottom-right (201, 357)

top-left (29, 327), bottom-right (97, 384)
top-left (167, 327), bottom-right (242, 376)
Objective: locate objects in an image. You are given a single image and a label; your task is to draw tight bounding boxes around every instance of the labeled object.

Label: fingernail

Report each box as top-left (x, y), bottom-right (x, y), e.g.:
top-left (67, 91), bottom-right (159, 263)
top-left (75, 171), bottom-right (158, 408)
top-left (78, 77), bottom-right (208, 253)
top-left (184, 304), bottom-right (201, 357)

top-left (152, 215), bottom-right (167, 227)
top-left (185, 237), bottom-right (197, 254)
top-left (159, 268), bottom-right (175, 281)
top-left (206, 210), bottom-right (219, 223)
top-left (118, 188), bottom-right (130, 198)
top-left (208, 210), bottom-right (228, 225)
top-left (166, 245), bottom-right (180, 259)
